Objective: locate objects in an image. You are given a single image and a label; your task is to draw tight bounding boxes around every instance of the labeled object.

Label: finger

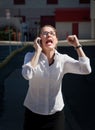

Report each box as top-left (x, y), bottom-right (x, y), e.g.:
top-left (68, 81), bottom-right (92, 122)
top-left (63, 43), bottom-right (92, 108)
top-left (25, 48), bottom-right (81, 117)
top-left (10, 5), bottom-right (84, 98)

top-left (35, 37), bottom-right (41, 44)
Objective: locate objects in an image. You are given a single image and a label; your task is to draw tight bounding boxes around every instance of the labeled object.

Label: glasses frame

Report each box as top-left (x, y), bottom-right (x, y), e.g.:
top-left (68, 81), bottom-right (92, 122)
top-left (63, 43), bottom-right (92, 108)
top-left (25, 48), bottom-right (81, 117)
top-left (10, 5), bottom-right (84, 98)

top-left (41, 31), bottom-right (56, 36)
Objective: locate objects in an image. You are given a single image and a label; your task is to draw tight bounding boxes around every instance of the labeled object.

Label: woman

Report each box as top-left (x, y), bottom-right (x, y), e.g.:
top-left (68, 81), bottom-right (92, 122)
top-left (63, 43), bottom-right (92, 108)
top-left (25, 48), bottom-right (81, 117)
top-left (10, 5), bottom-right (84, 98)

top-left (22, 25), bottom-right (91, 130)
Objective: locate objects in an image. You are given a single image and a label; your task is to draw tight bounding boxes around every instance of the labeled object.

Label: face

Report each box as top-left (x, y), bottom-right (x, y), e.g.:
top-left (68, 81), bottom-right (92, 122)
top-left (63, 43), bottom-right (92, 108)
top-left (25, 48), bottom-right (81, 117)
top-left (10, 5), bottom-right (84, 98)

top-left (40, 26), bottom-right (58, 51)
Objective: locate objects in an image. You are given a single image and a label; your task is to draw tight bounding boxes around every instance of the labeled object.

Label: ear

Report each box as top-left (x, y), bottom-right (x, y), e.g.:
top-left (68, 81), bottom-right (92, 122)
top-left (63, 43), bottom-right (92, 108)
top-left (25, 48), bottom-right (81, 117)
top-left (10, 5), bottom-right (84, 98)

top-left (56, 37), bottom-right (58, 44)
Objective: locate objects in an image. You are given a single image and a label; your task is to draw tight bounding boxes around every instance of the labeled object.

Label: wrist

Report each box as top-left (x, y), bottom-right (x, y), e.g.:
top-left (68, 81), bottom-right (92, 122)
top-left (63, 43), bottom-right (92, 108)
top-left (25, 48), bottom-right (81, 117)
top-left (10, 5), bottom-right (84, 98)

top-left (35, 50), bottom-right (41, 56)
top-left (75, 45), bottom-right (82, 50)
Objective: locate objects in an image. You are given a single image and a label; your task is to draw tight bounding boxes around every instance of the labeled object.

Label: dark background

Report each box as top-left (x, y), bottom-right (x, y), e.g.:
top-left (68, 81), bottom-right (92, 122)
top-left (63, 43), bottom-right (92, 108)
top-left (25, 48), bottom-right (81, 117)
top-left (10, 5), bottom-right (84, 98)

top-left (0, 45), bottom-right (95, 130)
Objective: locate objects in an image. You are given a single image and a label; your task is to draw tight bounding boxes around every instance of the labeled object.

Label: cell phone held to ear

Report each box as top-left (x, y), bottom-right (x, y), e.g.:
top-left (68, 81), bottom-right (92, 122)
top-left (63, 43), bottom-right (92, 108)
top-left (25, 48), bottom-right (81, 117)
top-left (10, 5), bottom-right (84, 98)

top-left (37, 38), bottom-right (42, 45)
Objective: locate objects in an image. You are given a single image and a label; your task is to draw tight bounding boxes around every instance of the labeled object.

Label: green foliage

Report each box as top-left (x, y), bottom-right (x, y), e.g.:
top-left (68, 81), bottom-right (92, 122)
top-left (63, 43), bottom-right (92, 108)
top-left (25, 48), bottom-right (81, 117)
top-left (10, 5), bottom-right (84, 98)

top-left (0, 44), bottom-right (29, 69)
top-left (0, 25), bottom-right (16, 41)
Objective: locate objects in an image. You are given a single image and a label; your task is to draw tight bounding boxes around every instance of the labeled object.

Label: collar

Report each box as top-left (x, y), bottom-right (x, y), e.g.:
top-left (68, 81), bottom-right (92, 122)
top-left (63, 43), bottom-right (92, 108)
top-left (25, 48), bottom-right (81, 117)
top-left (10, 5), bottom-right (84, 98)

top-left (40, 49), bottom-right (59, 60)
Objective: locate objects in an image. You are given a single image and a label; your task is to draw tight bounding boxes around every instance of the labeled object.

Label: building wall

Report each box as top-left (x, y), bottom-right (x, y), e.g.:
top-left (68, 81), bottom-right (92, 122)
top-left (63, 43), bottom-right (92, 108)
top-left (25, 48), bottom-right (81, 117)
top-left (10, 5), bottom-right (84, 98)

top-left (0, 0), bottom-right (90, 19)
top-left (90, 0), bottom-right (95, 19)
top-left (56, 22), bottom-right (72, 40)
top-left (0, 0), bottom-right (92, 40)
top-left (79, 22), bottom-right (91, 39)
top-left (90, 0), bottom-right (95, 38)
top-left (56, 22), bottom-right (91, 40)
top-left (0, 0), bottom-right (90, 9)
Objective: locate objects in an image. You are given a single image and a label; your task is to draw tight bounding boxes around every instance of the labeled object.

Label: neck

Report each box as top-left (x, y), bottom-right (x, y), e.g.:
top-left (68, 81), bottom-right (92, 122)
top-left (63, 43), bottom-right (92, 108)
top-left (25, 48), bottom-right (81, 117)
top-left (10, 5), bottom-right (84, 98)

top-left (43, 49), bottom-right (55, 65)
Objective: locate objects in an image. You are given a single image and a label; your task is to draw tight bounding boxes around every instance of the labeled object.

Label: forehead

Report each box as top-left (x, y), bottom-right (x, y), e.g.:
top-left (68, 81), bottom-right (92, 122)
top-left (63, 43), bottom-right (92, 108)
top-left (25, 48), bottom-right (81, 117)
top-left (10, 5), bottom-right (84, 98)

top-left (41, 26), bottom-right (55, 32)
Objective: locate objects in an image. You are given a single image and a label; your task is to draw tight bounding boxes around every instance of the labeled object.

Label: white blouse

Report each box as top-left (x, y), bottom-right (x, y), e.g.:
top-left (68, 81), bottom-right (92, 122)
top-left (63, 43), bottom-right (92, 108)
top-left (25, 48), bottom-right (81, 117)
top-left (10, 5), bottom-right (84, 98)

top-left (22, 50), bottom-right (91, 115)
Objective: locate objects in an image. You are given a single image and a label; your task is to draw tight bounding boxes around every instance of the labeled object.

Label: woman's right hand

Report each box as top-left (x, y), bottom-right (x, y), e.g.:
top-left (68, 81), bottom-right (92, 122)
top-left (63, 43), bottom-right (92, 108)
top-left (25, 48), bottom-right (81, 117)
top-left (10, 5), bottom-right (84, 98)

top-left (33, 37), bottom-right (42, 53)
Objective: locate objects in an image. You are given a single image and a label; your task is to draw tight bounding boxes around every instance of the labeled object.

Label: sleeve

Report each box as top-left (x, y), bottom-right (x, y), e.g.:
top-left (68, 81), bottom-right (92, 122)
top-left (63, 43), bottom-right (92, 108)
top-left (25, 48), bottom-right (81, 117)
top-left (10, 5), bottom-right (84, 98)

top-left (63, 54), bottom-right (92, 75)
top-left (21, 52), bottom-right (35, 80)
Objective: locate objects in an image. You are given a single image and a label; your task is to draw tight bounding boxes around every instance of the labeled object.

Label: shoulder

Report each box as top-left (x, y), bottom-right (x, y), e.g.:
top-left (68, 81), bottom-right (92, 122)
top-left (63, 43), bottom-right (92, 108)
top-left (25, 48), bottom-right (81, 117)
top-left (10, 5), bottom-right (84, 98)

top-left (56, 51), bottom-right (74, 63)
top-left (24, 51), bottom-right (34, 58)
top-left (56, 51), bottom-right (69, 59)
top-left (23, 51), bottom-right (35, 64)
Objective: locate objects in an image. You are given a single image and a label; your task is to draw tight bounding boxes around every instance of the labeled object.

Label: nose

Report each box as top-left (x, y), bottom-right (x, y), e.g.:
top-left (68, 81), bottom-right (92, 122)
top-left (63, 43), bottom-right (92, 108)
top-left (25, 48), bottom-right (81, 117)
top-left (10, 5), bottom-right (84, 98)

top-left (47, 32), bottom-right (51, 36)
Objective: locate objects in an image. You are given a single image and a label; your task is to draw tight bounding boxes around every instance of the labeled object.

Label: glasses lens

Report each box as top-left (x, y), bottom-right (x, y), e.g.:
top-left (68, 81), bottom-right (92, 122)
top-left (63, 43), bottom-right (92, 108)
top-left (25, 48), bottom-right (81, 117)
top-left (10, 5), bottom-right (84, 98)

top-left (41, 31), bottom-right (56, 36)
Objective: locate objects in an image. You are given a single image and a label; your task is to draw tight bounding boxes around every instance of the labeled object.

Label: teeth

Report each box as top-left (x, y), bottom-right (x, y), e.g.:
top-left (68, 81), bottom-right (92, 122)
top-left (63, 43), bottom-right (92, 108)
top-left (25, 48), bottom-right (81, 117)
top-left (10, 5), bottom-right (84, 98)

top-left (46, 40), bottom-right (52, 43)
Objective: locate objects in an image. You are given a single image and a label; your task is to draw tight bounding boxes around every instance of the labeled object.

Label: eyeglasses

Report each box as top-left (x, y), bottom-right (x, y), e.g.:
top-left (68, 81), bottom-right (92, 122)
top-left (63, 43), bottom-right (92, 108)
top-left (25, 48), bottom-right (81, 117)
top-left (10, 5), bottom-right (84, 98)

top-left (41, 31), bottom-right (56, 36)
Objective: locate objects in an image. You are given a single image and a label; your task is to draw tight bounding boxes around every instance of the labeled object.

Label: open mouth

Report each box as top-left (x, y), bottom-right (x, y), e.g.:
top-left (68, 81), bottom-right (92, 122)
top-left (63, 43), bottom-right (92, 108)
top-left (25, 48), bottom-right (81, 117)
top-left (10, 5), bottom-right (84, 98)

top-left (46, 39), bottom-right (53, 45)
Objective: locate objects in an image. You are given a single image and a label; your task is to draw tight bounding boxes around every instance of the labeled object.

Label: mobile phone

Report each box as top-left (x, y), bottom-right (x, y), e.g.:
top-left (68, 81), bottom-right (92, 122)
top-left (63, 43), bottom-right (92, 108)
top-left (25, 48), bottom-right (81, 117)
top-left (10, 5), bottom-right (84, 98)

top-left (37, 39), bottom-right (42, 44)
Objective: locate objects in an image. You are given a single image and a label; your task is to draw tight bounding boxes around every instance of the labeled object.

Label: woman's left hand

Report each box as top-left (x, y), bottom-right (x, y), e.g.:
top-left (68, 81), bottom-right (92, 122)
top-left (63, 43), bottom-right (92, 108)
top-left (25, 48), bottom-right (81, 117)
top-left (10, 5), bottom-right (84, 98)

top-left (66, 35), bottom-right (80, 47)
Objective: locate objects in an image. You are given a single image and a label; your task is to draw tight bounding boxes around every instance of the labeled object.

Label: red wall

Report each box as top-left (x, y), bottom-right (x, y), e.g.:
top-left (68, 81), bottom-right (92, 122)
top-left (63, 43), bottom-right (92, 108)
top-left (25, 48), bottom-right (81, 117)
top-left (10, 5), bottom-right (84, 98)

top-left (55, 8), bottom-right (90, 22)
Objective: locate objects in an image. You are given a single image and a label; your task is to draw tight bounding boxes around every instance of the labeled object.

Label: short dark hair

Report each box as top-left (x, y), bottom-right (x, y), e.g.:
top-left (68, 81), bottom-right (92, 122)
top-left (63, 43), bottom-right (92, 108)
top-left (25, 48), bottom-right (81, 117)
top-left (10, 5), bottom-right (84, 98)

top-left (39, 25), bottom-right (57, 37)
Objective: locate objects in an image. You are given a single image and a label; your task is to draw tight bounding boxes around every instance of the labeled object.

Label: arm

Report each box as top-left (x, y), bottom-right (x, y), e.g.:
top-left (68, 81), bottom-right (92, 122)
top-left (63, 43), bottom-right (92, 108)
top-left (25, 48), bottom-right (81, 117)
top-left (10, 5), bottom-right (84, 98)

top-left (67, 35), bottom-right (86, 57)
top-left (30, 37), bottom-right (42, 68)
top-left (22, 37), bottom-right (42, 80)
top-left (63, 54), bottom-right (91, 75)
top-left (64, 35), bottom-right (91, 74)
